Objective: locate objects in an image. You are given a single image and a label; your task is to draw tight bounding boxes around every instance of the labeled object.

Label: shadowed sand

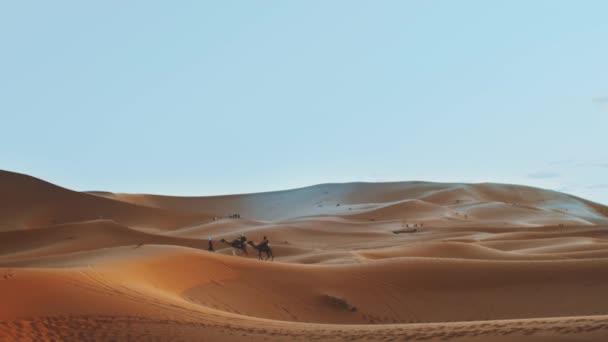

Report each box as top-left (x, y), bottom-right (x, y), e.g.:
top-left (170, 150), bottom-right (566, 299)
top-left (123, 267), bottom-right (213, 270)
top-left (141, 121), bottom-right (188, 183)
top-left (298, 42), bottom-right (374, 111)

top-left (1, 170), bottom-right (608, 341)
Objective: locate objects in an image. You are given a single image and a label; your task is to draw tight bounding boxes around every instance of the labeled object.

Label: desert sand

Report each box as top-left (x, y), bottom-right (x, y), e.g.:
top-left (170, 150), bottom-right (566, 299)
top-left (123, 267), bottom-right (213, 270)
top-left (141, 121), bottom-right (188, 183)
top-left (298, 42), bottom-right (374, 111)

top-left (1, 169), bottom-right (608, 341)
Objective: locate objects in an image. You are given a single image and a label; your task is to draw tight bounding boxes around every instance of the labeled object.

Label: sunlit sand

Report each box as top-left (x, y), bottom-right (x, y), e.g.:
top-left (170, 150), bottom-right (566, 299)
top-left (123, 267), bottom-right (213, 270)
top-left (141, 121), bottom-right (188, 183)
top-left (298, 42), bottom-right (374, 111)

top-left (2, 170), bottom-right (608, 341)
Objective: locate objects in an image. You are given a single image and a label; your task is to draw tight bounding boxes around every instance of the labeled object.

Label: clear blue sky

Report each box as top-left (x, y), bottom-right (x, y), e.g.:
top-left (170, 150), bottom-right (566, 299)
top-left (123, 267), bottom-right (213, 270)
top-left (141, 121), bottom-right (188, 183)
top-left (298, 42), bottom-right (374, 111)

top-left (1, 1), bottom-right (607, 204)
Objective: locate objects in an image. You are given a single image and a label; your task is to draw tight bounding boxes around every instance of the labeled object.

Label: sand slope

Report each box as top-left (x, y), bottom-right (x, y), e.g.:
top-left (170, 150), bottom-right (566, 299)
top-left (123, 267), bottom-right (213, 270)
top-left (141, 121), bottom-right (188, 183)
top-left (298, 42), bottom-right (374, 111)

top-left (1, 170), bottom-right (608, 341)
top-left (0, 171), bottom-right (211, 231)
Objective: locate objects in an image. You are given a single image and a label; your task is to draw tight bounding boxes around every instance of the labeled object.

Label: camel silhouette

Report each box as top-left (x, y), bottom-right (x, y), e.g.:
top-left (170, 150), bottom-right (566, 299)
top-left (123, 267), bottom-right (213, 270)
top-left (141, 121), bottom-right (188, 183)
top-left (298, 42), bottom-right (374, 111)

top-left (220, 236), bottom-right (248, 256)
top-left (247, 240), bottom-right (274, 261)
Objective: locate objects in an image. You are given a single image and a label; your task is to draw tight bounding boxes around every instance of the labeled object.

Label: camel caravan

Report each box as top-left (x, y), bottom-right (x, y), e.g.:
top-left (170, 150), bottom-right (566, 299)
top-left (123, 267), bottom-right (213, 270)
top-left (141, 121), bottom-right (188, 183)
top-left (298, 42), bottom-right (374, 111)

top-left (210, 235), bottom-right (274, 261)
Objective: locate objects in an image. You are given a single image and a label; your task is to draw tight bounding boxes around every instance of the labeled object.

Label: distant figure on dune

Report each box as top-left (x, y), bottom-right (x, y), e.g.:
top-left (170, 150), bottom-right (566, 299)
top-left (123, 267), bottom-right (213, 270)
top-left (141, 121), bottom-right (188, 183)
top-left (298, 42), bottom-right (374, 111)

top-left (248, 236), bottom-right (273, 261)
top-left (207, 237), bottom-right (214, 252)
top-left (220, 235), bottom-right (248, 256)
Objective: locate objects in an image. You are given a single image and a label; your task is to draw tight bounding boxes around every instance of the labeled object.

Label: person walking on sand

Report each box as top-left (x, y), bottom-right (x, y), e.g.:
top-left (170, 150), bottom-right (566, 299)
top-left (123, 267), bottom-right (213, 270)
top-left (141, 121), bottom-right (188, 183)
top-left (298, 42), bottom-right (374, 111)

top-left (208, 237), bottom-right (214, 252)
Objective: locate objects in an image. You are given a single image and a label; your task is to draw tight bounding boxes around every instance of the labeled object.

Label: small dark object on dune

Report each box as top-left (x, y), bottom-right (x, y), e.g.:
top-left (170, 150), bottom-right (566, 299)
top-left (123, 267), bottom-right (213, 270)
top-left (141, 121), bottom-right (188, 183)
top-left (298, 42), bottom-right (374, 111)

top-left (392, 229), bottom-right (417, 234)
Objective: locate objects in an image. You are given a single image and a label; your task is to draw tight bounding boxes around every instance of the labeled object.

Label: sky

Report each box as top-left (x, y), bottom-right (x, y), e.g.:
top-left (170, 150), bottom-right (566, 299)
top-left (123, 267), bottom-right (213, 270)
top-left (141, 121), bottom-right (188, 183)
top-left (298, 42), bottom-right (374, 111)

top-left (1, 1), bottom-right (607, 204)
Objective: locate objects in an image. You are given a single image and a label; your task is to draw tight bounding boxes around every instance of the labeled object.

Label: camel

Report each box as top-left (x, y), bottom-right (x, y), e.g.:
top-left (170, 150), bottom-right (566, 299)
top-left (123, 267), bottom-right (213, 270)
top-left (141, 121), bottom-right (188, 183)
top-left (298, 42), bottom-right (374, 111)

top-left (220, 236), bottom-right (248, 256)
top-left (247, 240), bottom-right (274, 261)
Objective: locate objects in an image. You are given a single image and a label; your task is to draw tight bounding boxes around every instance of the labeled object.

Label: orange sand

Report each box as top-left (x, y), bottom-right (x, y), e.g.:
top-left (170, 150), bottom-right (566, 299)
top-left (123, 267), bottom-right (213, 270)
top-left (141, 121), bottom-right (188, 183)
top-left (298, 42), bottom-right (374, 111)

top-left (1, 170), bottom-right (608, 341)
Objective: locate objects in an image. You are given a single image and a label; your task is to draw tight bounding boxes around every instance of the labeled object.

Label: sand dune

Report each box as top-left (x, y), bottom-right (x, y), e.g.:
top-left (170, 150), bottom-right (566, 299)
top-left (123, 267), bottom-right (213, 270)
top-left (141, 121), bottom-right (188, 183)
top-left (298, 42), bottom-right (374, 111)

top-left (0, 171), bottom-right (212, 231)
top-left (89, 181), bottom-right (608, 225)
top-left (2, 170), bottom-right (608, 341)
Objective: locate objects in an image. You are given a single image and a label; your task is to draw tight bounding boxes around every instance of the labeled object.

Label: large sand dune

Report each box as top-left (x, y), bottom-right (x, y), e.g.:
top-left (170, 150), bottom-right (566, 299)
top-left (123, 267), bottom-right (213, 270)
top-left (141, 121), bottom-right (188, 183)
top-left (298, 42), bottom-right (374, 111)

top-left (1, 169), bottom-right (608, 341)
